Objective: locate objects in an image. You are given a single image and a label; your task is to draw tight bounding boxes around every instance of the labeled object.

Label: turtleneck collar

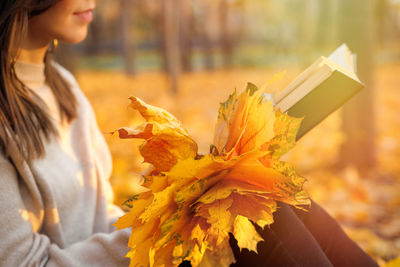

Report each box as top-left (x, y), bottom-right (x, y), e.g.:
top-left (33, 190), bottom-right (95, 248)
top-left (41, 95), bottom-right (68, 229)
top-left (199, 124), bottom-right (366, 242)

top-left (14, 60), bottom-right (46, 90)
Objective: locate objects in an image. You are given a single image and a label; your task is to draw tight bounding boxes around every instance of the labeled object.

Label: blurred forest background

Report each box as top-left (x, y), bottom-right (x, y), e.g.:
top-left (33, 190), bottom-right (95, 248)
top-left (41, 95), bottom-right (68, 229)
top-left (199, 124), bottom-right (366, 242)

top-left (57, 0), bottom-right (400, 264)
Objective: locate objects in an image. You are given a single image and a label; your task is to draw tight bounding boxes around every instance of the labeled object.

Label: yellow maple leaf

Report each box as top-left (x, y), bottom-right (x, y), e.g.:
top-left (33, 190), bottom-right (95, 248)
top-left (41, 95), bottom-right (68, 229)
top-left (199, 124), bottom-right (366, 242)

top-left (197, 238), bottom-right (235, 267)
top-left (128, 96), bottom-right (183, 128)
top-left (233, 215), bottom-right (263, 252)
top-left (204, 197), bottom-right (234, 234)
top-left (117, 97), bottom-right (198, 172)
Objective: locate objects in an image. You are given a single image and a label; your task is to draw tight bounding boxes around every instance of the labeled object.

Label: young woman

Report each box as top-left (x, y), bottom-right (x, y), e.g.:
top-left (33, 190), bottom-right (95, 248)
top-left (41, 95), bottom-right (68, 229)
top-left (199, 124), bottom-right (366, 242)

top-left (0, 0), bottom-right (378, 266)
top-left (0, 0), bottom-right (130, 266)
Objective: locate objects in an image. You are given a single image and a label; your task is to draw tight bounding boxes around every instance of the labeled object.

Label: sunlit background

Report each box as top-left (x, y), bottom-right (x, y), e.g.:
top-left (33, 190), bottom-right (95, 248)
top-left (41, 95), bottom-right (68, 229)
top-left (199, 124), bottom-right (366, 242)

top-left (57, 0), bottom-right (400, 264)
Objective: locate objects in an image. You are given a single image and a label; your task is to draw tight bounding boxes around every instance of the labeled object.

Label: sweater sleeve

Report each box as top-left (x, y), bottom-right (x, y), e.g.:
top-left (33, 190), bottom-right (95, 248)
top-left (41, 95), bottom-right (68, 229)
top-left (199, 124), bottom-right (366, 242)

top-left (0, 159), bottom-right (131, 267)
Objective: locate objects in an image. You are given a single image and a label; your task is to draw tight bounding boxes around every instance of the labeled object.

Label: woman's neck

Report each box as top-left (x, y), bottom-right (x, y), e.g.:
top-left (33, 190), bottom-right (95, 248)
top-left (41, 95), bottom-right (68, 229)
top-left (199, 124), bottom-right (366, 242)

top-left (18, 47), bottom-right (48, 64)
top-left (17, 31), bottom-right (51, 64)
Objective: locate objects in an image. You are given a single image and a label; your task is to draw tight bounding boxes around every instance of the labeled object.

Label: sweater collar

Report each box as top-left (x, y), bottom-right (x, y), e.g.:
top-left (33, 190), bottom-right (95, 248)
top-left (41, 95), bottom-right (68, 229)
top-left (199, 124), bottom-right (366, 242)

top-left (14, 60), bottom-right (46, 90)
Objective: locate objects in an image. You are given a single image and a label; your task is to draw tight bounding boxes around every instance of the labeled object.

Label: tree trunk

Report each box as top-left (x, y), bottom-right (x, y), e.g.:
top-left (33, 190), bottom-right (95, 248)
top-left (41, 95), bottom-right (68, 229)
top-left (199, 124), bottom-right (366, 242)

top-left (338, 0), bottom-right (377, 171)
top-left (219, 0), bottom-right (233, 67)
top-left (163, 0), bottom-right (182, 93)
top-left (120, 0), bottom-right (135, 75)
top-left (179, 0), bottom-right (193, 72)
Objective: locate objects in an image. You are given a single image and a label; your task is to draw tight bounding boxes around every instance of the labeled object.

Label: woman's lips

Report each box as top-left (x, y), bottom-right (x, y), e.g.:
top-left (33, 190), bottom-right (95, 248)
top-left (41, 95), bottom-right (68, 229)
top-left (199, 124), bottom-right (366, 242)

top-left (73, 9), bottom-right (94, 23)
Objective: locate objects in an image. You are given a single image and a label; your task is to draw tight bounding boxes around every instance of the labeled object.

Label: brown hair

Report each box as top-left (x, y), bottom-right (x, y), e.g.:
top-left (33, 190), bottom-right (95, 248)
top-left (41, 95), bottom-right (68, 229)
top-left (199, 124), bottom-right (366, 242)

top-left (0, 0), bottom-right (77, 161)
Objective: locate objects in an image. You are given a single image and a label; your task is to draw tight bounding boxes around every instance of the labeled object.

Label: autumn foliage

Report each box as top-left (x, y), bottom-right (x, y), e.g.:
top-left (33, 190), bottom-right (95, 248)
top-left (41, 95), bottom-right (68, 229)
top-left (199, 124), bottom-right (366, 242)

top-left (114, 78), bottom-right (310, 266)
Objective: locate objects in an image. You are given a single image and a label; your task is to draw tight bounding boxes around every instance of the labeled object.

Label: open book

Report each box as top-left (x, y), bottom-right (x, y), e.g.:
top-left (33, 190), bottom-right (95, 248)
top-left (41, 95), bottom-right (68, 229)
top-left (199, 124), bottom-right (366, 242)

top-left (275, 44), bottom-right (364, 140)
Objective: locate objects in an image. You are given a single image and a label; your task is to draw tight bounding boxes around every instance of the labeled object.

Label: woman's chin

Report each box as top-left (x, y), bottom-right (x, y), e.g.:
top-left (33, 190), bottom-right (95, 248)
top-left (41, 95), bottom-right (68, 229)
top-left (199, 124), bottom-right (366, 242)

top-left (59, 29), bottom-right (88, 44)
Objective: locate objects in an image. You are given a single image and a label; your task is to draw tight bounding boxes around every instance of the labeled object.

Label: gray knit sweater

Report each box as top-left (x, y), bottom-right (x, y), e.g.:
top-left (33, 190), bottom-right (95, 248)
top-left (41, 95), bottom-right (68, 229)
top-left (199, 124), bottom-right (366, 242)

top-left (0, 61), bottom-right (130, 267)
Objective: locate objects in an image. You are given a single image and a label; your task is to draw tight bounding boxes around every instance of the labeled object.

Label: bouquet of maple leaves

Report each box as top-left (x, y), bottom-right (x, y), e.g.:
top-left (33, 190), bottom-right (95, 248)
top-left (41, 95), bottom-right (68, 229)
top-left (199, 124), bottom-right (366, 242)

top-left (114, 74), bottom-right (310, 267)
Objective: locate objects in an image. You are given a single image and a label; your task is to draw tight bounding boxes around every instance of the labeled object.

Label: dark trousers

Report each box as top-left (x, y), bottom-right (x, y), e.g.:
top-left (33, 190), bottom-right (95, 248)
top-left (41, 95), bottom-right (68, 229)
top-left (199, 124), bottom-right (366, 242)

top-left (229, 201), bottom-right (378, 267)
top-left (180, 201), bottom-right (378, 267)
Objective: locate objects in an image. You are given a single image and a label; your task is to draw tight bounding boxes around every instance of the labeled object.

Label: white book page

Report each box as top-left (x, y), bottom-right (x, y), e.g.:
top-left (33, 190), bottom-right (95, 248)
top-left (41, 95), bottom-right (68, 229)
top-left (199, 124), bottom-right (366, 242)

top-left (327, 44), bottom-right (356, 75)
